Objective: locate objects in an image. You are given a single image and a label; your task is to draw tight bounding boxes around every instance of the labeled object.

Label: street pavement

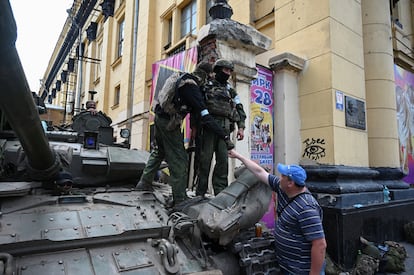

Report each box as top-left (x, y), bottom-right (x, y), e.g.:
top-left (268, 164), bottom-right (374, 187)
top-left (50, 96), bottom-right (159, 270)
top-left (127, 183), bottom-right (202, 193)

top-left (399, 242), bottom-right (414, 275)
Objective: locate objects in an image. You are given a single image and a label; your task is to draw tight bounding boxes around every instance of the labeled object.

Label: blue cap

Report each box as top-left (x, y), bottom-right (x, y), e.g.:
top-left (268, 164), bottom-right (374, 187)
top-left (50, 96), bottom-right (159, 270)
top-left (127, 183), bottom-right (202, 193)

top-left (277, 163), bottom-right (307, 186)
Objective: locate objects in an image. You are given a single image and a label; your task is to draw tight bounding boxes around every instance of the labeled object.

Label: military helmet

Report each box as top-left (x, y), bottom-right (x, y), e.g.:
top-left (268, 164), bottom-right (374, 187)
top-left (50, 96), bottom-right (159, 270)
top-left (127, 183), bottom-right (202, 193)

top-left (213, 59), bottom-right (234, 72)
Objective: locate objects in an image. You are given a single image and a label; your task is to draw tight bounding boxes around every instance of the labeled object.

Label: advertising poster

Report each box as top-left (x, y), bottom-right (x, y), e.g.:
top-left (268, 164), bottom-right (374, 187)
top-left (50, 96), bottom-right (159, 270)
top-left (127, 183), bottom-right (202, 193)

top-left (250, 65), bottom-right (274, 172)
top-left (250, 65), bottom-right (276, 229)
top-left (394, 64), bottom-right (414, 184)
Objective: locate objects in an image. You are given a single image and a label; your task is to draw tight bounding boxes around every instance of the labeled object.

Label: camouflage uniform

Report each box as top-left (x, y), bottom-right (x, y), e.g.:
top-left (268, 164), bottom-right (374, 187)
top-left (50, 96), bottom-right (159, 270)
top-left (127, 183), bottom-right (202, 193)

top-left (196, 60), bottom-right (246, 196)
top-left (140, 111), bottom-right (188, 203)
top-left (137, 63), bottom-right (232, 205)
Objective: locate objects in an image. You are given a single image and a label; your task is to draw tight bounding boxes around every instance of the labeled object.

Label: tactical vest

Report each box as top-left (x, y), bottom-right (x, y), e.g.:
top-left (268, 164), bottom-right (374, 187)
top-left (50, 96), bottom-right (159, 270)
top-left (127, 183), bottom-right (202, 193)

top-left (175, 76), bottom-right (198, 115)
top-left (156, 72), bottom-right (197, 116)
top-left (203, 81), bottom-right (233, 118)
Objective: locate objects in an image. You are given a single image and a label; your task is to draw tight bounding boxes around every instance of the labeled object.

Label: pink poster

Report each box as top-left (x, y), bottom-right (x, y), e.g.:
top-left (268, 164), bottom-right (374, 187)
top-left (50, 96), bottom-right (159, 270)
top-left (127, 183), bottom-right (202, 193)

top-left (250, 65), bottom-right (276, 229)
top-left (394, 64), bottom-right (414, 184)
top-left (250, 65), bottom-right (274, 172)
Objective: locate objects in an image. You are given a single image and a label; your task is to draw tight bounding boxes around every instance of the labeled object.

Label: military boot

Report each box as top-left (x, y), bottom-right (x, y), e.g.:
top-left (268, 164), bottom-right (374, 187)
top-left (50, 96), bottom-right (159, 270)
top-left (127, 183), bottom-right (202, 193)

top-left (135, 179), bottom-right (153, 191)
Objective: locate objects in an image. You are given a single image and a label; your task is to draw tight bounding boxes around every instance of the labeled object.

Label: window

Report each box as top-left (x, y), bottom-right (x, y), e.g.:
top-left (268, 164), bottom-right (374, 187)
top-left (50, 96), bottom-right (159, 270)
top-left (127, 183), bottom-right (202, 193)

top-left (114, 85), bottom-right (120, 106)
top-left (167, 17), bottom-right (172, 47)
top-left (206, 0), bottom-right (214, 24)
top-left (117, 18), bottom-right (125, 58)
top-left (181, 0), bottom-right (197, 38)
top-left (163, 17), bottom-right (173, 50)
top-left (390, 0), bottom-right (403, 28)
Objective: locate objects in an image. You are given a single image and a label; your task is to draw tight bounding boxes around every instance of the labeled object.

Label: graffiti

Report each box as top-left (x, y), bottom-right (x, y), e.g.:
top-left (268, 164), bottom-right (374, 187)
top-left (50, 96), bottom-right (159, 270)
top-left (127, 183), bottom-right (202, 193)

top-left (303, 138), bottom-right (326, 160)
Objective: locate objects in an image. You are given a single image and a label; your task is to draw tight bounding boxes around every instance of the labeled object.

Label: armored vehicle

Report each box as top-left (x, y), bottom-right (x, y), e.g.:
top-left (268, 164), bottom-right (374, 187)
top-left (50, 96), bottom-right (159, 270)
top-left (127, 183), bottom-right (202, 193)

top-left (0, 2), bottom-right (276, 274)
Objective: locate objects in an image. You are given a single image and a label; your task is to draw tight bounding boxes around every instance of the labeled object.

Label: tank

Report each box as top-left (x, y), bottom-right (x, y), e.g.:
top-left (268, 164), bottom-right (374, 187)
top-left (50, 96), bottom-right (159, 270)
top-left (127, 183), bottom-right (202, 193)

top-left (0, 2), bottom-right (277, 274)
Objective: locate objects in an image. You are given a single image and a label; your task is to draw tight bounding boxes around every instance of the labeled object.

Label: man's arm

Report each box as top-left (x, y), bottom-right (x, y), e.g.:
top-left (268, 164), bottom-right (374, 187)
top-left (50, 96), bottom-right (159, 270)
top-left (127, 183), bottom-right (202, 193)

top-left (310, 238), bottom-right (327, 275)
top-left (228, 149), bottom-right (269, 183)
top-left (182, 83), bottom-right (232, 145)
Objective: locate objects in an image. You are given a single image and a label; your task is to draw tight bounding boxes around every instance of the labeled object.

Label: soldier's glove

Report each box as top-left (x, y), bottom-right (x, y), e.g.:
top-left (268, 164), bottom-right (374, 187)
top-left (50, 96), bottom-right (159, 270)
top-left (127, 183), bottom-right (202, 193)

top-left (224, 136), bottom-right (235, 150)
top-left (201, 114), bottom-right (226, 138)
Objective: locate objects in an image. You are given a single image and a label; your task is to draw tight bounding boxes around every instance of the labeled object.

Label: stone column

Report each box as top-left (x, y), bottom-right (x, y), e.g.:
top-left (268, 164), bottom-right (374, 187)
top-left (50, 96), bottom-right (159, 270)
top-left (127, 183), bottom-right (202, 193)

top-left (362, 0), bottom-right (400, 168)
top-left (269, 52), bottom-right (306, 166)
top-left (197, 18), bottom-right (271, 182)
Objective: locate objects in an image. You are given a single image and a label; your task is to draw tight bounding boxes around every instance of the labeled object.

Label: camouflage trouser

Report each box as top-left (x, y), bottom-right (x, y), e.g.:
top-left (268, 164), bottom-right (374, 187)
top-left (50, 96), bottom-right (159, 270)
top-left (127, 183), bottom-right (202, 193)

top-left (140, 114), bottom-right (188, 203)
top-left (196, 122), bottom-right (229, 196)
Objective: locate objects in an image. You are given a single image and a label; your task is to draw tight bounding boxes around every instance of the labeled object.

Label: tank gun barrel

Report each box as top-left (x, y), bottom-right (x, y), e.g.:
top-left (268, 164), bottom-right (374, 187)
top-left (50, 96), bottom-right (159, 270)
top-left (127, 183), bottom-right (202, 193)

top-left (0, 1), bottom-right (60, 180)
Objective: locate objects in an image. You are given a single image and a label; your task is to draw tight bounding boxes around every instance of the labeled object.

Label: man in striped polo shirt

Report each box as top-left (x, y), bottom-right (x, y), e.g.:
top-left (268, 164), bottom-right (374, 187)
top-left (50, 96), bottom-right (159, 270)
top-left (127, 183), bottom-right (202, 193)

top-left (228, 149), bottom-right (326, 275)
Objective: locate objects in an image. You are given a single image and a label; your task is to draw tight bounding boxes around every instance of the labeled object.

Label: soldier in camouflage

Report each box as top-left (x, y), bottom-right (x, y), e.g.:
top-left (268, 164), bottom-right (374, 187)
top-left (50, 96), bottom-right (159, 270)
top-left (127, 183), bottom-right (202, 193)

top-left (195, 59), bottom-right (246, 197)
top-left (136, 62), bottom-right (233, 208)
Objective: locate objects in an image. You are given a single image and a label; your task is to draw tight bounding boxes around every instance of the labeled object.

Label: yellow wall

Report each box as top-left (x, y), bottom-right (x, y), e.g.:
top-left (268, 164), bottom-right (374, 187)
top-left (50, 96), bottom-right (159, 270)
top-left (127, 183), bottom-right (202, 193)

top-left (274, 0), bottom-right (370, 166)
top-left (43, 0), bottom-right (414, 168)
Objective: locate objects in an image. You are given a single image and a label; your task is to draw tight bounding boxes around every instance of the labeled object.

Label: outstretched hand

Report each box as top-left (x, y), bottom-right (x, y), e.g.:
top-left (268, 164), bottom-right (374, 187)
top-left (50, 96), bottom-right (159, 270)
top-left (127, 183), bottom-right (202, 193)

top-left (228, 149), bottom-right (239, 158)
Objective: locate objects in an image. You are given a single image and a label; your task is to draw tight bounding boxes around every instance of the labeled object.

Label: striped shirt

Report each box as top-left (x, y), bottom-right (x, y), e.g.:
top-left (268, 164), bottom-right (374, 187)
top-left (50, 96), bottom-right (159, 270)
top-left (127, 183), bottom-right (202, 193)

top-left (268, 174), bottom-right (325, 274)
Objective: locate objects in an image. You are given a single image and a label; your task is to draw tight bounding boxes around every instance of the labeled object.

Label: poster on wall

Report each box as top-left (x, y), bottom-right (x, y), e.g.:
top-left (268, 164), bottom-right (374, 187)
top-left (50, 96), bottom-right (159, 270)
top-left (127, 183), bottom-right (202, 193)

top-left (149, 47), bottom-right (198, 150)
top-left (250, 65), bottom-right (274, 173)
top-left (250, 65), bottom-right (276, 230)
top-left (394, 64), bottom-right (414, 185)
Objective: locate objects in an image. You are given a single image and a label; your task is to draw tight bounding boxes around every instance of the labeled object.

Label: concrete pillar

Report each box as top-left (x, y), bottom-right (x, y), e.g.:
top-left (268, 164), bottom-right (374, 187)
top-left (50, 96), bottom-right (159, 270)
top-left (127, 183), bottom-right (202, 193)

top-left (197, 18), bottom-right (271, 182)
top-left (362, 0), bottom-right (400, 168)
top-left (269, 52), bottom-right (306, 165)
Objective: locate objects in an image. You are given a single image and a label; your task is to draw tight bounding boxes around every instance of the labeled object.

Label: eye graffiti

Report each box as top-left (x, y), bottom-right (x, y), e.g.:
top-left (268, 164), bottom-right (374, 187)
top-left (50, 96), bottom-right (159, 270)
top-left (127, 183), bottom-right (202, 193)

top-left (303, 138), bottom-right (326, 160)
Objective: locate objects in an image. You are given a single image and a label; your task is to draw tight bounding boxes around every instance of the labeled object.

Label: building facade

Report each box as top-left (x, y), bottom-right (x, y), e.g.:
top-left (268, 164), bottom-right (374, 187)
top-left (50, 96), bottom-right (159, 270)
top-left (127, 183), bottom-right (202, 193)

top-left (40, 0), bottom-right (414, 268)
top-left (41, 0), bottom-right (414, 173)
top-left (41, 0), bottom-right (414, 175)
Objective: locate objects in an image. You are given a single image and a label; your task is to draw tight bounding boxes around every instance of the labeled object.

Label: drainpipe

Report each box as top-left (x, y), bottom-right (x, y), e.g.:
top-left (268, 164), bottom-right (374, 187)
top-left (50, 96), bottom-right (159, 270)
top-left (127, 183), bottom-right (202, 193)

top-left (126, 0), bottom-right (139, 144)
top-left (75, 26), bottom-right (83, 115)
top-left (67, 9), bottom-right (83, 115)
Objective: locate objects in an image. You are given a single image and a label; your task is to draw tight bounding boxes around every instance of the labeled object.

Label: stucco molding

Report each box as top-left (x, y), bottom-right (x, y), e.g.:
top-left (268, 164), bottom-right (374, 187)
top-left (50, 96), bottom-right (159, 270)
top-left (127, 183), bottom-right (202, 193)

top-left (197, 18), bottom-right (272, 55)
top-left (269, 52), bottom-right (306, 73)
